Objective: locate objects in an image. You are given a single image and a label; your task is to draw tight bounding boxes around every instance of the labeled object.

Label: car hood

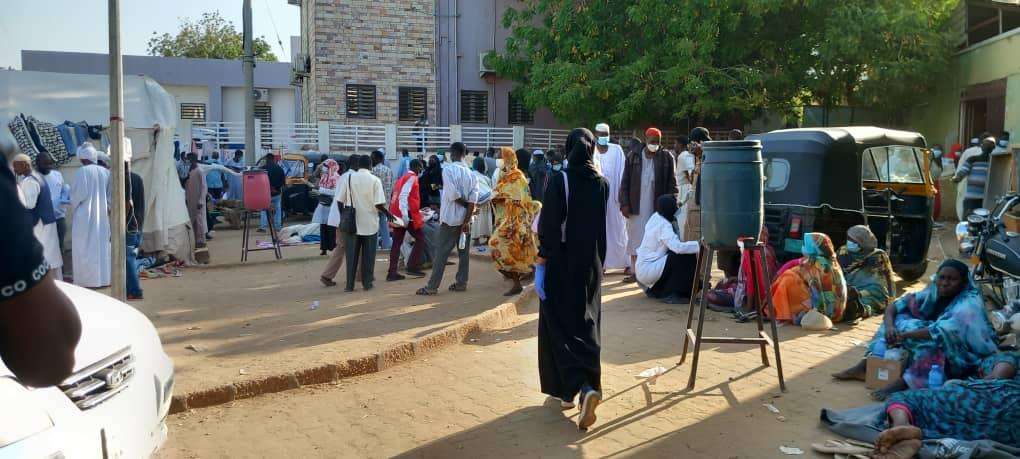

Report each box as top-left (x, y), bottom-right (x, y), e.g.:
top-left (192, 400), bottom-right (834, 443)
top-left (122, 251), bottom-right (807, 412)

top-left (0, 281), bottom-right (164, 378)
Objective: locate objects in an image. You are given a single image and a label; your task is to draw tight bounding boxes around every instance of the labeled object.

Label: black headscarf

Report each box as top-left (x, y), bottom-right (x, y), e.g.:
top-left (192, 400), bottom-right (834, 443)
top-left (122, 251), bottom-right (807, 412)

top-left (471, 156), bottom-right (486, 174)
top-left (656, 194), bottom-right (678, 221)
top-left (564, 128), bottom-right (598, 177)
top-left (515, 148), bottom-right (532, 173)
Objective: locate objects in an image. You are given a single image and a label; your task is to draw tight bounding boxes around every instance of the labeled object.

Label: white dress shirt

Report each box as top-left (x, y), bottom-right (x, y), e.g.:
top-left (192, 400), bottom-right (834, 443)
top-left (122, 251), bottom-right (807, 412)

top-left (438, 161), bottom-right (479, 226)
top-left (328, 170), bottom-right (386, 236)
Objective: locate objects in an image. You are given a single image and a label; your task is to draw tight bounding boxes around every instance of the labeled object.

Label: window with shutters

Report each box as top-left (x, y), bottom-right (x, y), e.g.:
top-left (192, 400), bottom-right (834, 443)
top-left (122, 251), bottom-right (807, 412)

top-left (398, 87), bottom-right (427, 122)
top-left (508, 94), bottom-right (534, 125)
top-left (460, 90), bottom-right (489, 124)
top-left (180, 103), bottom-right (206, 121)
top-left (346, 84), bottom-right (377, 119)
top-left (254, 103), bottom-right (272, 123)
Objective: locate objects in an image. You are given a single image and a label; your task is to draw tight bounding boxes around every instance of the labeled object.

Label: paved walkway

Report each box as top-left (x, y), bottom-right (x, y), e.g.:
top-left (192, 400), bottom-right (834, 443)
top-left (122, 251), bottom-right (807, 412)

top-left (134, 227), bottom-right (512, 397)
top-left (158, 282), bottom-right (887, 458)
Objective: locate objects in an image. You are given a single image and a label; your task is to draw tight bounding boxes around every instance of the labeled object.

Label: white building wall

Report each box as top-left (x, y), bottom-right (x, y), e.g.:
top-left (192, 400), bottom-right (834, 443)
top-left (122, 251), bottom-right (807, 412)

top-left (221, 87), bottom-right (246, 123)
top-left (269, 89), bottom-right (296, 123)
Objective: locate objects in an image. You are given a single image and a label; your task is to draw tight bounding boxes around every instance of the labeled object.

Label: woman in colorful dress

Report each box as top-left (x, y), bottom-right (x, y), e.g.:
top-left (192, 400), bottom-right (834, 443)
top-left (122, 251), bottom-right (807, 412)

top-left (312, 159), bottom-right (342, 255)
top-left (837, 225), bottom-right (896, 323)
top-left (489, 147), bottom-right (542, 296)
top-left (769, 232), bottom-right (847, 323)
top-left (833, 259), bottom-right (999, 401)
top-left (872, 353), bottom-right (1020, 458)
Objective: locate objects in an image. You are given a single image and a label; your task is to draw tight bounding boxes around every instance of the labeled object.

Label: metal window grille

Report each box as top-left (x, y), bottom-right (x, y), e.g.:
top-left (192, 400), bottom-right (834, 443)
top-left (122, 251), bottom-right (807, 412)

top-left (398, 87), bottom-right (427, 122)
top-left (460, 90), bottom-right (489, 124)
top-left (346, 84), bottom-right (377, 119)
top-left (508, 94), bottom-right (534, 125)
top-left (254, 103), bottom-right (272, 123)
top-left (180, 103), bottom-right (206, 121)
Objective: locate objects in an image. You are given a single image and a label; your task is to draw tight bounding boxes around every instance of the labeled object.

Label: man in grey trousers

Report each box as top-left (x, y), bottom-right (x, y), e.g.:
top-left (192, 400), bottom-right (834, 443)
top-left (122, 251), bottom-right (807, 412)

top-left (416, 142), bottom-right (478, 296)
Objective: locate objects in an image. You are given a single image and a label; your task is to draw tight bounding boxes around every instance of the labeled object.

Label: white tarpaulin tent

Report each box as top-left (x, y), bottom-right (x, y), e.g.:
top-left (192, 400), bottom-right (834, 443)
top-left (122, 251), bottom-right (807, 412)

top-left (0, 69), bottom-right (192, 260)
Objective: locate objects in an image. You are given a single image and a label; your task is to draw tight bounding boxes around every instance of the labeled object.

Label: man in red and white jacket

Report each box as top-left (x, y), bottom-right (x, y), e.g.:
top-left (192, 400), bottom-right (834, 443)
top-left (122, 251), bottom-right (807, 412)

top-left (387, 159), bottom-right (427, 281)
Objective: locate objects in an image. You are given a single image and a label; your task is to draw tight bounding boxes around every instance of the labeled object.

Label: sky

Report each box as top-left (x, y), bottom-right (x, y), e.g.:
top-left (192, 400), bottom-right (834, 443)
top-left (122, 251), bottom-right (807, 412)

top-left (0, 0), bottom-right (301, 68)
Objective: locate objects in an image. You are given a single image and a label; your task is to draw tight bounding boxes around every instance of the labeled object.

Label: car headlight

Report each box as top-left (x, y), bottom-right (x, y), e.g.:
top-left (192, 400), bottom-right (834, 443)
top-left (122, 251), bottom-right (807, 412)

top-left (0, 377), bottom-right (54, 448)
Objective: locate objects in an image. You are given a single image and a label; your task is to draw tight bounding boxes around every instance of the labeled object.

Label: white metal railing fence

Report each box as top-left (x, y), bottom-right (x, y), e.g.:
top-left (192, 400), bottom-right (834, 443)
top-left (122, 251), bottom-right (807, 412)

top-left (328, 124), bottom-right (386, 153)
top-left (462, 126), bottom-right (515, 151)
top-left (191, 122), bottom-right (246, 150)
top-left (524, 128), bottom-right (570, 151)
top-left (262, 122), bottom-right (319, 150)
top-left (397, 126), bottom-right (451, 153)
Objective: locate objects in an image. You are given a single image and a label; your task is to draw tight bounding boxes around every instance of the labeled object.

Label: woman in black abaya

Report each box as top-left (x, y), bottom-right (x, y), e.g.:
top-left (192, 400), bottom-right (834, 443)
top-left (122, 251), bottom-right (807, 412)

top-left (534, 128), bottom-right (609, 432)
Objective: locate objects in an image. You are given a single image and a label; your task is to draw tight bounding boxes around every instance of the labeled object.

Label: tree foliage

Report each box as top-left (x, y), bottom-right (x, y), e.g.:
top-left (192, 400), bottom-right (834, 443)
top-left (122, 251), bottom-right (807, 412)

top-left (148, 11), bottom-right (278, 62)
top-left (495, 0), bottom-right (957, 127)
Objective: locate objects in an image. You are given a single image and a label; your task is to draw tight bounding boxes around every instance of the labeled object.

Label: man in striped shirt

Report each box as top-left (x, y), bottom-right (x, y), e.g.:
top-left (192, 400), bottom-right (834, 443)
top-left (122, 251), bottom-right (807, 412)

top-left (954, 137), bottom-right (995, 218)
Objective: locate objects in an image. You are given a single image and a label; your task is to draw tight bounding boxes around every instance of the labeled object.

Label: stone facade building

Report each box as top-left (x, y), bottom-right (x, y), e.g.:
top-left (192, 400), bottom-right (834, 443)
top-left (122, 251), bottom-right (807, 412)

top-left (296, 0), bottom-right (561, 128)
top-left (297, 0), bottom-right (437, 125)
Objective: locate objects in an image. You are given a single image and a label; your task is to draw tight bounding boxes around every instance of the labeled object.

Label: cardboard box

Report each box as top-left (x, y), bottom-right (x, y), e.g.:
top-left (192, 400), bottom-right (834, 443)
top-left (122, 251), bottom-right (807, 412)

top-left (865, 355), bottom-right (908, 389)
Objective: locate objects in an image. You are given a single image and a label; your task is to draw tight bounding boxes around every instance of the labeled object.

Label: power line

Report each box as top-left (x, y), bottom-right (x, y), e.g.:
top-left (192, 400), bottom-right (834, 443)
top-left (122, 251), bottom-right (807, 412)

top-left (262, 0), bottom-right (286, 58)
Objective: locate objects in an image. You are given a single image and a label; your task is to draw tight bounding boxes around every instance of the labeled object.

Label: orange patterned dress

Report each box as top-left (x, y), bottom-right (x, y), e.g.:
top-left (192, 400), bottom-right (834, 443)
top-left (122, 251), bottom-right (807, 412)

top-left (489, 147), bottom-right (542, 274)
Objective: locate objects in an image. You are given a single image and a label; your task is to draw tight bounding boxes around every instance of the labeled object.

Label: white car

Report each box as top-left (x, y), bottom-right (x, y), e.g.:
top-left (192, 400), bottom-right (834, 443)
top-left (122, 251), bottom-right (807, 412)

top-left (1, 282), bottom-right (175, 458)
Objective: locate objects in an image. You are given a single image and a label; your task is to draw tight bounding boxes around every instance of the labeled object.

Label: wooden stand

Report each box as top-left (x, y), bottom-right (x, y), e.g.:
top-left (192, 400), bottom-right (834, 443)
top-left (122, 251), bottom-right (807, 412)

top-left (240, 209), bottom-right (282, 262)
top-left (678, 239), bottom-right (787, 392)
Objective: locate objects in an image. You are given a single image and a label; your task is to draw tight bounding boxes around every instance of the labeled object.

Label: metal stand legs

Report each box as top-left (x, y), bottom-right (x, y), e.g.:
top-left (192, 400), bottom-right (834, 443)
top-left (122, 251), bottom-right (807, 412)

top-left (241, 209), bottom-right (282, 262)
top-left (678, 241), bottom-right (786, 392)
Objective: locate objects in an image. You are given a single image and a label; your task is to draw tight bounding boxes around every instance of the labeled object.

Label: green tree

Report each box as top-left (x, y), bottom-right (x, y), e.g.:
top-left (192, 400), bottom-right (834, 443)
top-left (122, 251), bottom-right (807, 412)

top-left (495, 0), bottom-right (957, 128)
top-left (148, 11), bottom-right (277, 61)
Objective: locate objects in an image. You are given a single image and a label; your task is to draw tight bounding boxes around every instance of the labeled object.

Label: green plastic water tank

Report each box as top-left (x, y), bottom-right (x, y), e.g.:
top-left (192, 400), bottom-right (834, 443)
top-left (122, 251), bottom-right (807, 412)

top-left (700, 140), bottom-right (764, 248)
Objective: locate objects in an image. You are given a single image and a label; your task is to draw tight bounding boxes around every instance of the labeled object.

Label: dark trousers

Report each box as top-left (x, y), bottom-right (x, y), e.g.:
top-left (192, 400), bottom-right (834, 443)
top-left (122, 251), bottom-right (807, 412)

top-left (320, 224), bottom-right (337, 252)
top-left (389, 225), bottom-right (425, 275)
top-left (648, 252), bottom-right (698, 299)
top-left (55, 217), bottom-right (66, 253)
top-left (344, 232), bottom-right (378, 290)
top-left (426, 224), bottom-right (470, 290)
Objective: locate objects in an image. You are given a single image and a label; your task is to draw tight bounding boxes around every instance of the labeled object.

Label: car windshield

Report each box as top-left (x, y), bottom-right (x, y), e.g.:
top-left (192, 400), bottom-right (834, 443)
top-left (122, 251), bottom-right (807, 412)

top-left (281, 159), bottom-right (306, 178)
top-left (862, 146), bottom-right (924, 184)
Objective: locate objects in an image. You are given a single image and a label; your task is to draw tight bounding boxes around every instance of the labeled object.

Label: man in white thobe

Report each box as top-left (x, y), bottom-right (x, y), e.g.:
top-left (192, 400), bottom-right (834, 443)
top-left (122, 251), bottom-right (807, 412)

top-left (12, 154), bottom-right (63, 279)
top-left (69, 143), bottom-right (112, 288)
top-left (675, 135), bottom-right (695, 238)
top-left (594, 123), bottom-right (630, 271)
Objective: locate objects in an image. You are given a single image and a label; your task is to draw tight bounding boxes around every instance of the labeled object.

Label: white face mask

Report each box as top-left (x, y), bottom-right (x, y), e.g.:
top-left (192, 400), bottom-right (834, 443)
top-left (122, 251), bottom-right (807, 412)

top-left (647, 144), bottom-right (660, 153)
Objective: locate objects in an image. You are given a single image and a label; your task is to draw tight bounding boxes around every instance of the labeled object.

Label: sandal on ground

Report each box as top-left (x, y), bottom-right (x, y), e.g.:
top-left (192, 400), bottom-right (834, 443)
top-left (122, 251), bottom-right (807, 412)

top-left (320, 276), bottom-right (336, 287)
top-left (448, 283), bottom-right (467, 292)
top-left (811, 440), bottom-right (872, 456)
top-left (415, 287), bottom-right (437, 296)
top-left (503, 286), bottom-right (523, 296)
top-left (621, 275), bottom-right (637, 284)
top-left (734, 310), bottom-right (758, 323)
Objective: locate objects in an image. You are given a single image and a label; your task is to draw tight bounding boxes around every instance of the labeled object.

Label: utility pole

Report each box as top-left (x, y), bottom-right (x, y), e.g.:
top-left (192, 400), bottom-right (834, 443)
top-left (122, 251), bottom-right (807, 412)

top-left (243, 0), bottom-right (256, 165)
top-left (108, 0), bottom-right (127, 300)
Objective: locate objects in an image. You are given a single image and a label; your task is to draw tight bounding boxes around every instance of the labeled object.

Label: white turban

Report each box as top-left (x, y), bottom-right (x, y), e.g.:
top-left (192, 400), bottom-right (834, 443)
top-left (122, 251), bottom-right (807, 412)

top-left (12, 153), bottom-right (31, 165)
top-left (533, 149), bottom-right (544, 157)
top-left (97, 152), bottom-right (111, 165)
top-left (595, 123), bottom-right (610, 134)
top-left (76, 142), bottom-right (98, 162)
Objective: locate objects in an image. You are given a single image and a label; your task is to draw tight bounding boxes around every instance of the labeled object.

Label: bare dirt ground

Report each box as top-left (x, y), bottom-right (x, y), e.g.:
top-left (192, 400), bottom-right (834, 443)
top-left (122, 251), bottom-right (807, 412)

top-left (133, 225), bottom-right (514, 396)
top-left (151, 225), bottom-right (956, 458)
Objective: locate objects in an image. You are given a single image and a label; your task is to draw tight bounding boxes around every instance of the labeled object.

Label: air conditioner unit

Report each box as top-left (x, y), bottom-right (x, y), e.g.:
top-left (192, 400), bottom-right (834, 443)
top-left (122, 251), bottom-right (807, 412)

top-left (253, 88), bottom-right (270, 101)
top-left (294, 53), bottom-right (310, 73)
top-left (479, 52), bottom-right (497, 76)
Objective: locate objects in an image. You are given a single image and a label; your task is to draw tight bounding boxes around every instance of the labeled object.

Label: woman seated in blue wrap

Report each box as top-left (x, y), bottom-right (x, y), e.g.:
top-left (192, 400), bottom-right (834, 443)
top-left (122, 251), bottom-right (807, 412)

top-left (832, 259), bottom-right (999, 401)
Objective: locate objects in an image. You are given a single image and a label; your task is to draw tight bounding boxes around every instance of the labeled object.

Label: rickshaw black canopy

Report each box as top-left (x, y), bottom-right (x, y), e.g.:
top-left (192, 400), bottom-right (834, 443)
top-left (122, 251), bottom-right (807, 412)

top-left (752, 127), bottom-right (926, 211)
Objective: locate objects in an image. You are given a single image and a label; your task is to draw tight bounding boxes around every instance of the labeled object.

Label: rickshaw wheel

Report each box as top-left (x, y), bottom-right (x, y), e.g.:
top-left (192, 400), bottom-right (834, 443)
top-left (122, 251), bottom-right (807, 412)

top-left (895, 260), bottom-right (929, 283)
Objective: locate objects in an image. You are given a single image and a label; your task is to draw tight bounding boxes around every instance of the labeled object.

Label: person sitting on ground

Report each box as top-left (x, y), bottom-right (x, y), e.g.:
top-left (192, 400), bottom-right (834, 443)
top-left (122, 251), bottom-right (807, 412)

top-left (489, 147), bottom-right (542, 296)
top-left (769, 233), bottom-right (847, 323)
top-left (870, 353), bottom-right (1020, 458)
top-left (837, 225), bottom-right (896, 324)
top-left (832, 259), bottom-right (999, 401)
top-left (635, 195), bottom-right (700, 304)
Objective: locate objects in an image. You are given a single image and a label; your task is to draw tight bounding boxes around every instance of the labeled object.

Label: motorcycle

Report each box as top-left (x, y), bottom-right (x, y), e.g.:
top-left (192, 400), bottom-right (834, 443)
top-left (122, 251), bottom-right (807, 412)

top-left (956, 193), bottom-right (1020, 345)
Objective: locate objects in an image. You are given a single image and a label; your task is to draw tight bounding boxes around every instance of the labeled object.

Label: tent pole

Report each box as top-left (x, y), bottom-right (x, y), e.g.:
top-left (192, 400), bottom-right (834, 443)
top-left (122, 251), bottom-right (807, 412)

top-left (108, 0), bottom-right (127, 300)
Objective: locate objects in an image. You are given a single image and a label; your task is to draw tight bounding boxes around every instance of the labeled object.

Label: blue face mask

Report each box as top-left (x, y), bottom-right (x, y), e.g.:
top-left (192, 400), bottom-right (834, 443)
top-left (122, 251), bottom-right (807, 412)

top-left (1000, 140), bottom-right (1010, 148)
top-left (846, 240), bottom-right (861, 253)
top-left (932, 149), bottom-right (942, 158)
top-left (552, 164), bottom-right (562, 171)
top-left (597, 136), bottom-right (609, 146)
top-left (436, 155), bottom-right (444, 162)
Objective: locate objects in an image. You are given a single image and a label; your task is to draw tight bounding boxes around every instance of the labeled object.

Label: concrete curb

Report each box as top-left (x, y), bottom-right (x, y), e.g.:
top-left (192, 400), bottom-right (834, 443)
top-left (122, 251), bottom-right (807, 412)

top-left (169, 288), bottom-right (534, 414)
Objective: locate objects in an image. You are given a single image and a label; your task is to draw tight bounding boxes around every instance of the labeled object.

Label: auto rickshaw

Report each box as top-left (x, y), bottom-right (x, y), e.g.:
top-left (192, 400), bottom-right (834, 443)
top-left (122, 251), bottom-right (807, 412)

top-left (749, 127), bottom-right (935, 281)
top-left (279, 154), bottom-right (317, 215)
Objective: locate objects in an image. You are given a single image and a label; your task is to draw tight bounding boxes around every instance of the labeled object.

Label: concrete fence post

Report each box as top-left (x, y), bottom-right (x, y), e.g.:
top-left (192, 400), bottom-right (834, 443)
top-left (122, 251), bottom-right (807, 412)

top-left (317, 121), bottom-right (330, 153)
top-left (512, 125), bottom-right (525, 150)
top-left (254, 119), bottom-right (263, 156)
top-left (385, 124), bottom-right (398, 160)
top-left (451, 124), bottom-right (463, 143)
